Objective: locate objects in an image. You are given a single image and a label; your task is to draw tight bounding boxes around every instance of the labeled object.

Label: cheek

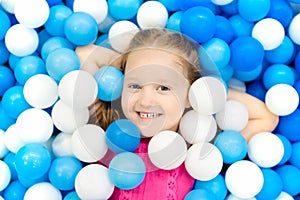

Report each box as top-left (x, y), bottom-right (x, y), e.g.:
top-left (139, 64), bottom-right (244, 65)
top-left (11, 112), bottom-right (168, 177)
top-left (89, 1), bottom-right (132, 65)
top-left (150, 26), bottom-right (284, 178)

top-left (121, 90), bottom-right (135, 115)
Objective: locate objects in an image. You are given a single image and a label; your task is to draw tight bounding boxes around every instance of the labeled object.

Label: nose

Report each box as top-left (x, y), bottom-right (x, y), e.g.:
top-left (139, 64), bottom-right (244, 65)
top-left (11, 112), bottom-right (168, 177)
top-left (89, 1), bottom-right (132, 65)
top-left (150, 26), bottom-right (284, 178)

top-left (138, 86), bottom-right (156, 108)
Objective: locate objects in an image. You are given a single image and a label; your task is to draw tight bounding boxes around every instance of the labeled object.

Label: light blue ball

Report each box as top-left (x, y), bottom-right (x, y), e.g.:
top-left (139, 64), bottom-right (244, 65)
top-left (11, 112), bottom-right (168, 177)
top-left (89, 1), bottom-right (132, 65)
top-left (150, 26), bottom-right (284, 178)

top-left (276, 165), bottom-right (300, 196)
top-left (41, 36), bottom-right (74, 60)
top-left (108, 0), bottom-right (141, 20)
top-left (3, 180), bottom-right (27, 200)
top-left (166, 11), bottom-right (183, 32)
top-left (184, 189), bottom-right (217, 200)
top-left (214, 15), bottom-right (234, 44)
top-left (159, 0), bottom-right (180, 12)
top-left (228, 15), bottom-right (254, 37)
top-left (106, 119), bottom-right (140, 153)
top-left (0, 40), bottom-right (9, 65)
top-left (237, 0), bottom-right (270, 22)
top-left (276, 134), bottom-right (292, 165)
top-left (266, 0), bottom-right (293, 28)
top-left (234, 64), bottom-right (263, 82)
top-left (94, 66), bottom-right (123, 102)
top-left (0, 65), bottom-right (15, 96)
top-left (46, 48), bottom-right (80, 82)
top-left (108, 152), bottom-right (145, 190)
top-left (0, 9), bottom-right (11, 40)
top-left (214, 130), bottom-right (247, 164)
top-left (64, 191), bottom-right (81, 200)
top-left (263, 64), bottom-right (295, 89)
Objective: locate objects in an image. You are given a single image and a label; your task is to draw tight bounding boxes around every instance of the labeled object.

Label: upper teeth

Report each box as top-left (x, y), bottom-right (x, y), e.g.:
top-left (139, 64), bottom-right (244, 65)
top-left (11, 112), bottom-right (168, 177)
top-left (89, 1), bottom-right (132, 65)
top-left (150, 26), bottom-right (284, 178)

top-left (140, 112), bottom-right (158, 119)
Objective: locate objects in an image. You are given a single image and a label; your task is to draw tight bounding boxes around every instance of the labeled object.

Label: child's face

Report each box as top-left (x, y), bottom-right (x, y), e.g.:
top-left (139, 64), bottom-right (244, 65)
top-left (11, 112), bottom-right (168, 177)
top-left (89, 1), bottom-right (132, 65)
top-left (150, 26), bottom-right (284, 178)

top-left (121, 49), bottom-right (191, 137)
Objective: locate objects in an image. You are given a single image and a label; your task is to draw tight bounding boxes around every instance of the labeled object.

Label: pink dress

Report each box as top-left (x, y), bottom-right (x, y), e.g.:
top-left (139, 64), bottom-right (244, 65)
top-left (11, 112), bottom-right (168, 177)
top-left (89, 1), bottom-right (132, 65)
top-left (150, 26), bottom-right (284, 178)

top-left (107, 138), bottom-right (195, 200)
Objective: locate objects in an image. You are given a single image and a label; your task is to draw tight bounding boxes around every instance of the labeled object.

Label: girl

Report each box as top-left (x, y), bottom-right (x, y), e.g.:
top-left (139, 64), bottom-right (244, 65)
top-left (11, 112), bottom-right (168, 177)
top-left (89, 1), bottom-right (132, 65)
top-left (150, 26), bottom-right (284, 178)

top-left (76, 28), bottom-right (279, 199)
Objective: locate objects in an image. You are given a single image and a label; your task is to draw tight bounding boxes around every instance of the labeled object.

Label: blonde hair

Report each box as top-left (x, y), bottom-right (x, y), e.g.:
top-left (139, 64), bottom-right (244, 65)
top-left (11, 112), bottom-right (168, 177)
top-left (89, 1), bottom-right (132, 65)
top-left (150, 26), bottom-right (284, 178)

top-left (89, 28), bottom-right (201, 129)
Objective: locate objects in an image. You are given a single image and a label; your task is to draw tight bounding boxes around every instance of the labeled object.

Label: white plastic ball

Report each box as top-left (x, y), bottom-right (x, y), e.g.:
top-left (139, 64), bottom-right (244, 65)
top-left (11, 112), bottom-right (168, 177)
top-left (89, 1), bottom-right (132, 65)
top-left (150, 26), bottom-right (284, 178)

top-left (75, 164), bottom-right (114, 200)
top-left (148, 130), bottom-right (187, 170)
top-left (23, 74), bottom-right (58, 109)
top-left (211, 0), bottom-right (234, 6)
top-left (0, 160), bottom-right (11, 192)
top-left (248, 132), bottom-right (284, 168)
top-left (51, 100), bottom-right (89, 133)
top-left (275, 191), bottom-right (294, 200)
top-left (5, 24), bottom-right (39, 57)
top-left (1, 0), bottom-right (16, 13)
top-left (215, 100), bottom-right (249, 132)
top-left (24, 182), bottom-right (62, 200)
top-left (72, 124), bottom-right (108, 163)
top-left (252, 18), bottom-right (285, 50)
top-left (58, 70), bottom-right (98, 109)
top-left (185, 142), bottom-right (223, 181)
top-left (188, 77), bottom-right (227, 115)
top-left (265, 84), bottom-right (299, 116)
top-left (73, 0), bottom-right (108, 24)
top-left (225, 160), bottom-right (264, 199)
top-left (4, 124), bottom-right (26, 153)
top-left (179, 110), bottom-right (217, 144)
top-left (136, 1), bottom-right (168, 29)
top-left (16, 108), bottom-right (53, 143)
top-left (14, 0), bottom-right (50, 28)
top-left (0, 130), bottom-right (8, 158)
top-left (289, 13), bottom-right (300, 45)
top-left (108, 20), bottom-right (139, 53)
top-left (51, 132), bottom-right (74, 157)
top-left (226, 194), bottom-right (257, 200)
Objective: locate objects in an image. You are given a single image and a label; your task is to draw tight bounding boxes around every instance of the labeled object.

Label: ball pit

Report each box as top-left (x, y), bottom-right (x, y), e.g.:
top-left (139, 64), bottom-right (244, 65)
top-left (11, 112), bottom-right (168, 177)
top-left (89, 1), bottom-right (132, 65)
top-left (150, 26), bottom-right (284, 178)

top-left (0, 0), bottom-right (300, 199)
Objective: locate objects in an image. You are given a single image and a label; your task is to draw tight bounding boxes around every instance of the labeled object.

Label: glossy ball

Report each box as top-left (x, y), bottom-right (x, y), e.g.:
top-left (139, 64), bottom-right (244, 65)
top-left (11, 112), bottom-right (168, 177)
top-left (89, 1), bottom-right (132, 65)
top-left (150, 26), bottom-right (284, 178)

top-left (189, 77), bottom-right (227, 115)
top-left (137, 1), bottom-right (168, 29)
top-left (106, 119), bottom-right (140, 153)
top-left (64, 191), bottom-right (80, 200)
top-left (14, 0), bottom-right (50, 28)
top-left (23, 74), bottom-right (58, 109)
top-left (44, 5), bottom-right (73, 37)
top-left (108, 152), bottom-right (145, 190)
top-left (14, 55), bottom-right (47, 85)
top-left (166, 11), bottom-right (183, 32)
top-left (248, 132), bottom-right (284, 168)
top-left (263, 64), bottom-right (295, 89)
top-left (41, 36), bottom-right (74, 60)
top-left (58, 70), bottom-right (98, 109)
top-left (265, 84), bottom-right (299, 116)
top-left (234, 64), bottom-right (263, 82)
top-left (214, 130), bottom-right (247, 164)
top-left (0, 130), bottom-right (8, 158)
top-left (3, 124), bottom-right (26, 154)
top-left (277, 109), bottom-right (300, 142)
top-left (2, 86), bottom-right (31, 119)
top-left (185, 189), bottom-right (217, 200)
top-left (15, 143), bottom-right (51, 179)
top-left (0, 10), bottom-right (11, 40)
top-left (0, 65), bottom-right (15, 96)
top-left (276, 134), bottom-right (292, 165)
top-left (289, 141), bottom-right (300, 169)
top-left (180, 6), bottom-right (216, 43)
top-left (3, 180), bottom-right (27, 200)
top-left (108, 0), bottom-right (141, 20)
top-left (24, 182), bottom-right (62, 200)
top-left (289, 13), bottom-right (300, 45)
top-left (73, 0), bottom-right (108, 24)
top-left (5, 24), bottom-right (38, 57)
top-left (214, 15), bottom-right (234, 43)
top-left (267, 0), bottom-right (293, 28)
top-left (229, 14), bottom-right (254, 37)
top-left (94, 66), bottom-right (124, 102)
top-left (237, 0), bottom-right (270, 21)
top-left (276, 165), bottom-right (300, 196)
top-left (46, 48), bottom-right (80, 82)
top-left (229, 36), bottom-right (264, 71)
top-left (225, 160), bottom-right (264, 199)
top-left (185, 142), bottom-right (223, 181)
top-left (148, 131), bottom-right (187, 170)
top-left (75, 164), bottom-right (114, 200)
top-left (64, 12), bottom-right (98, 46)
top-left (71, 124), bottom-right (108, 163)
top-left (51, 132), bottom-right (74, 157)
top-left (48, 156), bottom-right (83, 191)
top-left (252, 18), bottom-right (285, 50)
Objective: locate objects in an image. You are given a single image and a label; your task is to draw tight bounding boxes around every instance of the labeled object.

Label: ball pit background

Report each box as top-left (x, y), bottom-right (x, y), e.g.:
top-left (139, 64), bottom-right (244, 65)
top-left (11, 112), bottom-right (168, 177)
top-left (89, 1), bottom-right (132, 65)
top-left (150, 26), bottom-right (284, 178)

top-left (1, 0), bottom-right (300, 199)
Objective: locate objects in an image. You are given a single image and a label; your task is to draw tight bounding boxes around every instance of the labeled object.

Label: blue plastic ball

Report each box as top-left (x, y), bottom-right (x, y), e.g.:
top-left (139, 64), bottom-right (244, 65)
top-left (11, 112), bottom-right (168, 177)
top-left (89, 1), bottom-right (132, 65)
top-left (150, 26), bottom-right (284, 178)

top-left (3, 152), bottom-right (17, 180)
top-left (214, 15), bottom-right (234, 44)
top-left (262, 64), bottom-right (295, 89)
top-left (17, 171), bottom-right (48, 188)
top-left (276, 165), bottom-right (300, 196)
top-left (294, 51), bottom-right (300, 75)
top-left (246, 80), bottom-right (266, 102)
top-left (229, 36), bottom-right (264, 71)
top-left (184, 189), bottom-right (217, 200)
top-left (219, 65), bottom-right (234, 82)
top-left (0, 9), bottom-right (11, 40)
top-left (46, 0), bottom-right (63, 6)
top-left (14, 55), bottom-right (47, 85)
top-left (166, 11), bottom-right (183, 32)
top-left (8, 54), bottom-right (22, 71)
top-left (15, 143), bottom-right (51, 179)
top-left (37, 29), bottom-right (52, 54)
top-left (108, 152), bottom-right (145, 190)
top-left (193, 174), bottom-right (227, 200)
top-left (0, 40), bottom-right (9, 65)
top-left (2, 86), bottom-right (31, 119)
top-left (48, 156), bottom-right (82, 191)
top-left (276, 133), bottom-right (292, 165)
top-left (41, 36), bottom-right (74, 60)
top-left (180, 6), bottom-right (216, 43)
top-left (45, 48), bottom-right (80, 81)
top-left (44, 5), bottom-right (73, 37)
top-left (0, 65), bottom-right (15, 96)
top-left (64, 191), bottom-right (81, 200)
top-left (237, 0), bottom-right (270, 22)
top-left (3, 180), bottom-right (26, 200)
top-left (266, 0), bottom-right (293, 28)
top-left (234, 64), bottom-right (263, 82)
top-left (277, 109), bottom-right (300, 142)
top-left (108, 0), bottom-right (141, 20)
top-left (159, 0), bottom-right (180, 11)
top-left (94, 66), bottom-right (124, 102)
top-left (256, 168), bottom-right (282, 200)
top-left (64, 12), bottom-right (98, 46)
top-left (106, 119), bottom-right (140, 153)
top-left (228, 14), bottom-right (254, 37)
top-left (289, 141), bottom-right (300, 169)
top-left (177, 0), bottom-right (218, 13)
top-left (214, 130), bottom-right (247, 164)
top-left (265, 36), bottom-right (295, 64)
top-left (220, 0), bottom-right (238, 16)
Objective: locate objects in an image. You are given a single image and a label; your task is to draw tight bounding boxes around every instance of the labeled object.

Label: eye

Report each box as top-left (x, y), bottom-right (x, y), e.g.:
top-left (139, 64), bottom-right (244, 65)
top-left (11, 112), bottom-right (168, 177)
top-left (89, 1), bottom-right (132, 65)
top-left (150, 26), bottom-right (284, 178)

top-left (128, 84), bottom-right (141, 90)
top-left (158, 85), bottom-right (170, 91)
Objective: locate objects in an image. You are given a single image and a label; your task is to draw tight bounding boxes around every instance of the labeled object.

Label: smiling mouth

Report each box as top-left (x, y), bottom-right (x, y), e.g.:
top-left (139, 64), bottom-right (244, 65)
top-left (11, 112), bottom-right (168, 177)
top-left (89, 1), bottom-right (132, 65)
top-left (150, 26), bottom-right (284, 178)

top-left (138, 112), bottom-right (162, 119)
